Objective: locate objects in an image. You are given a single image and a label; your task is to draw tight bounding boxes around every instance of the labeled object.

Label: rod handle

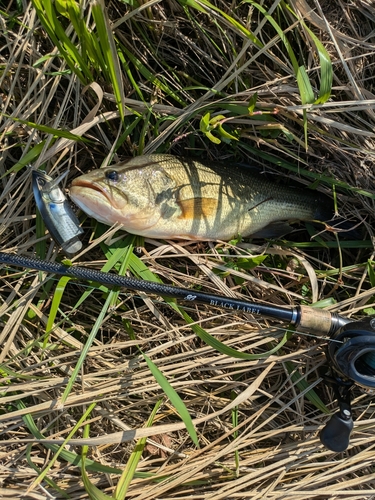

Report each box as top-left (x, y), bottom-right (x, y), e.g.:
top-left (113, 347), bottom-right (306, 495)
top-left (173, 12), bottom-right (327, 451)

top-left (297, 305), bottom-right (334, 335)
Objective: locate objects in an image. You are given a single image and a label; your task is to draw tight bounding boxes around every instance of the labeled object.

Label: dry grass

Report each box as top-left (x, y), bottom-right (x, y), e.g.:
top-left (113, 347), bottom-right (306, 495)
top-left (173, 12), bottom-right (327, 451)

top-left (1, 0), bottom-right (375, 498)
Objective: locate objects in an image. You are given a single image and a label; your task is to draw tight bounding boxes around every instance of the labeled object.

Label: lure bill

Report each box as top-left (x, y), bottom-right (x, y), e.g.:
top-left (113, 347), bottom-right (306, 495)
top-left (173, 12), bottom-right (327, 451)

top-left (32, 170), bottom-right (84, 255)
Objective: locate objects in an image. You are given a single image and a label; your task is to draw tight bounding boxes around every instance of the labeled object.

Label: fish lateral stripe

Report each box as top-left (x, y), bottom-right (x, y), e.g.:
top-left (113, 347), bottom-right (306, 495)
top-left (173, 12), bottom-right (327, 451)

top-left (177, 197), bottom-right (219, 220)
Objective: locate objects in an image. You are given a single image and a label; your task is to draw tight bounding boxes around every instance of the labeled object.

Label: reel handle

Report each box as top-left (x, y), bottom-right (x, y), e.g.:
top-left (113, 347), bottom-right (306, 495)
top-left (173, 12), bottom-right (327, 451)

top-left (319, 373), bottom-right (354, 452)
top-left (320, 407), bottom-right (353, 452)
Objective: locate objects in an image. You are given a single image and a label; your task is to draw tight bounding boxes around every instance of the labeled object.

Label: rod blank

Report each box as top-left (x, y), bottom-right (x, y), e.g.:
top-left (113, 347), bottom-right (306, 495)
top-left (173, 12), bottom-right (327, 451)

top-left (0, 251), bottom-right (297, 322)
top-left (0, 251), bottom-right (352, 334)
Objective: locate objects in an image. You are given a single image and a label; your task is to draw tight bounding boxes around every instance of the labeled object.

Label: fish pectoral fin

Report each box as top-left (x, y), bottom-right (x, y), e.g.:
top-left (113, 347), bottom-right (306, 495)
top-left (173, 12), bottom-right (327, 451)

top-left (177, 198), bottom-right (218, 220)
top-left (250, 221), bottom-right (293, 239)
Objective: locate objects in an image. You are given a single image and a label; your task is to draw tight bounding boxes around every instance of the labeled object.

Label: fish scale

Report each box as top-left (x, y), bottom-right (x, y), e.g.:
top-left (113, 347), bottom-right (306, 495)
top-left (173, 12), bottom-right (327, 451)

top-left (70, 154), bottom-right (333, 241)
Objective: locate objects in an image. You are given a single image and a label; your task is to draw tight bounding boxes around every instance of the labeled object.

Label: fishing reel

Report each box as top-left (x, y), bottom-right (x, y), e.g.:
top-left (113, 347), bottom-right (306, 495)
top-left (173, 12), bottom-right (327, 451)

top-left (320, 316), bottom-right (375, 452)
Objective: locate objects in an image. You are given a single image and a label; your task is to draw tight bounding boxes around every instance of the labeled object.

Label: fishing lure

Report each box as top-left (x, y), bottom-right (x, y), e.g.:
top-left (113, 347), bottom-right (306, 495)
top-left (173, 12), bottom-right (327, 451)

top-left (32, 170), bottom-right (84, 255)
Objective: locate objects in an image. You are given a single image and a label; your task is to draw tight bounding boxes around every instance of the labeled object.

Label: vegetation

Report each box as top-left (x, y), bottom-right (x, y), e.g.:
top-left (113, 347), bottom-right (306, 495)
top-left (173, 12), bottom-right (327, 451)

top-left (0, 0), bottom-right (375, 497)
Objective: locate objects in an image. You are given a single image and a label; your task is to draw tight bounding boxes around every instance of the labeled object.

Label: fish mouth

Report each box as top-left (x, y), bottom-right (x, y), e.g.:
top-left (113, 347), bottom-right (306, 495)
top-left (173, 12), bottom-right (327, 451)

top-left (70, 178), bottom-right (161, 230)
top-left (70, 177), bottom-right (131, 211)
top-left (71, 178), bottom-right (104, 193)
top-left (70, 179), bottom-right (116, 206)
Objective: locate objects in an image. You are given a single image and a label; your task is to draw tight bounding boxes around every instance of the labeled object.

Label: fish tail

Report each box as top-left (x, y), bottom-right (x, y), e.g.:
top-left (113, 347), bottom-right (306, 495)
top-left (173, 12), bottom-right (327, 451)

top-left (310, 196), bottom-right (362, 239)
top-left (319, 216), bottom-right (363, 240)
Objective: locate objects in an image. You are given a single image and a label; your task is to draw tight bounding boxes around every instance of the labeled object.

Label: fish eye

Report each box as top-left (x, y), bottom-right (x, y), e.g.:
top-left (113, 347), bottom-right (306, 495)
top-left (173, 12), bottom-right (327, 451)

top-left (105, 170), bottom-right (120, 182)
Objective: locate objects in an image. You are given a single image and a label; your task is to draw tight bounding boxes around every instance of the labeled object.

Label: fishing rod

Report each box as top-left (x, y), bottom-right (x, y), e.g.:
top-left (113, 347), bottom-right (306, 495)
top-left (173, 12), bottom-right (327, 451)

top-left (1, 249), bottom-right (375, 452)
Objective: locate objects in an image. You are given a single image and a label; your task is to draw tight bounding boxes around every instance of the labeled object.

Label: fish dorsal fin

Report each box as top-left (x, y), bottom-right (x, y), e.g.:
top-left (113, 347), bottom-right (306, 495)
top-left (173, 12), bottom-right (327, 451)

top-left (115, 156), bottom-right (167, 172)
top-left (117, 154), bottom-right (176, 170)
top-left (177, 198), bottom-right (218, 220)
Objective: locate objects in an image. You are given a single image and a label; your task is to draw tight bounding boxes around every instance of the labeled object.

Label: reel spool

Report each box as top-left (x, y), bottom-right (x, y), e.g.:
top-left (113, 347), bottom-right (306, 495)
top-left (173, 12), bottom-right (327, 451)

top-left (320, 316), bottom-right (375, 452)
top-left (327, 317), bottom-right (375, 390)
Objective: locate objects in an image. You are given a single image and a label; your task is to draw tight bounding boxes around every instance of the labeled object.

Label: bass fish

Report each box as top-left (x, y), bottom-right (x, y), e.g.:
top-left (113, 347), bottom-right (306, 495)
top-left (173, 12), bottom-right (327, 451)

top-left (70, 154), bottom-right (333, 241)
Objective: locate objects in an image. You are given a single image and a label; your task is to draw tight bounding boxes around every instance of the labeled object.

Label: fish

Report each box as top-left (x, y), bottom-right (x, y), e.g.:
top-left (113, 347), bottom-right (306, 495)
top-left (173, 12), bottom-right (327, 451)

top-left (69, 154), bottom-right (335, 241)
top-left (32, 170), bottom-right (84, 255)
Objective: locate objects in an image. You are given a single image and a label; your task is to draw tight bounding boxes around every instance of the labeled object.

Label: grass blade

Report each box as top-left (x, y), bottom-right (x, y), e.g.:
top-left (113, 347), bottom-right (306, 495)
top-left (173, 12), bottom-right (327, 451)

top-left (114, 399), bottom-right (163, 499)
top-left (128, 253), bottom-right (290, 359)
top-left (142, 353), bottom-right (199, 446)
top-left (43, 276), bottom-right (71, 347)
top-left (32, 0), bottom-right (93, 82)
top-left (27, 402), bottom-right (98, 494)
top-left (2, 113), bottom-right (89, 141)
top-left (91, 0), bottom-right (126, 122)
top-left (285, 361), bottom-right (329, 413)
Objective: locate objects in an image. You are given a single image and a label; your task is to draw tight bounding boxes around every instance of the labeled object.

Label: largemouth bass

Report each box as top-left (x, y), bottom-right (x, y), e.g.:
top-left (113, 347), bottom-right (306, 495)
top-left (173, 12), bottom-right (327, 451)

top-left (70, 154), bottom-right (333, 241)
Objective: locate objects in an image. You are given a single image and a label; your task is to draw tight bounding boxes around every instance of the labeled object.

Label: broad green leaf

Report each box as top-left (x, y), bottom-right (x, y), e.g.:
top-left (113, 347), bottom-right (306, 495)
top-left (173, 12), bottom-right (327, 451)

top-left (237, 255), bottom-right (268, 269)
top-left (200, 112), bottom-right (238, 143)
top-left (217, 124), bottom-right (239, 141)
top-left (283, 2), bottom-right (333, 104)
top-left (208, 114), bottom-right (226, 125)
top-left (307, 30), bottom-right (332, 104)
top-left (206, 131), bottom-right (221, 144)
top-left (296, 66), bottom-right (315, 105)
top-left (311, 298), bottom-right (337, 308)
top-left (200, 111), bottom-right (211, 132)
